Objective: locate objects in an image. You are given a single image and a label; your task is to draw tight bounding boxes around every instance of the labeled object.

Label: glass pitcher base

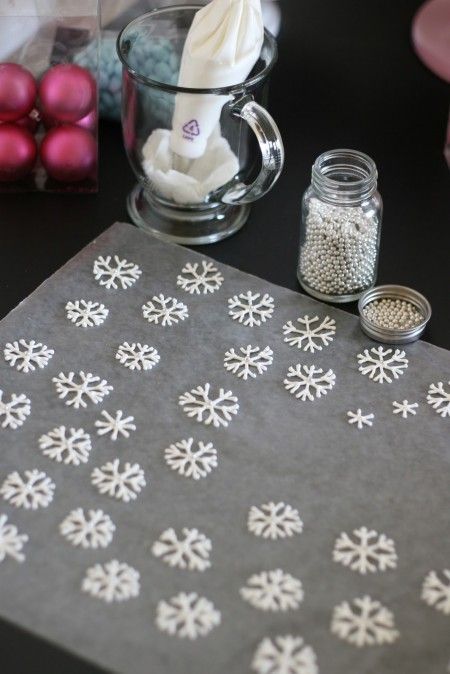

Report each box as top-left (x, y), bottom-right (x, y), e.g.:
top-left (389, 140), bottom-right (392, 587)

top-left (127, 184), bottom-right (251, 245)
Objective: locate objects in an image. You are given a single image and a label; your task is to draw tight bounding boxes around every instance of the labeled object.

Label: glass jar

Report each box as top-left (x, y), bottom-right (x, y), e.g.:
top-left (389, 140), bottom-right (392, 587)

top-left (298, 149), bottom-right (382, 303)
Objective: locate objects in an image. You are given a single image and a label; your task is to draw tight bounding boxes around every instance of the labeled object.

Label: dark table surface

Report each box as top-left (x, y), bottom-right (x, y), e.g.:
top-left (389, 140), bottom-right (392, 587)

top-left (1, 0), bottom-right (449, 671)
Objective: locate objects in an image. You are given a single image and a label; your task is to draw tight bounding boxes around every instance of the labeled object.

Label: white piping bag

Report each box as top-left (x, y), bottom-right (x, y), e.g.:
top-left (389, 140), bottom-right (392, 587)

top-left (170, 0), bottom-right (264, 160)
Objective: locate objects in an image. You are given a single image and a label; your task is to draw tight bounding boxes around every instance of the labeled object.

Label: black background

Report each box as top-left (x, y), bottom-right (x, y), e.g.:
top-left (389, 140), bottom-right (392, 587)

top-left (1, 0), bottom-right (449, 671)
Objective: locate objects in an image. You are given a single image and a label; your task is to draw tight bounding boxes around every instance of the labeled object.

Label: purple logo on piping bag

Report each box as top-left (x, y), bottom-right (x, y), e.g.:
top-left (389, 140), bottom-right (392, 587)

top-left (182, 119), bottom-right (200, 140)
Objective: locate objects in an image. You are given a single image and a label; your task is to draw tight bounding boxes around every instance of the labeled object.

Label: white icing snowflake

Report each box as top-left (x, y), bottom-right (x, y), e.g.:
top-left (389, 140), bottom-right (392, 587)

top-left (252, 635), bottom-right (319, 674)
top-left (357, 347), bottom-right (408, 384)
top-left (0, 514), bottom-right (28, 563)
top-left (95, 410), bottom-right (136, 441)
top-left (0, 469), bottom-right (55, 510)
top-left (82, 559), bottom-right (140, 602)
top-left (347, 409), bottom-right (374, 430)
top-left (224, 345), bottom-right (273, 381)
top-left (284, 364), bottom-right (336, 401)
top-left (179, 383), bottom-right (239, 428)
top-left (156, 592), bottom-right (221, 639)
top-left (164, 438), bottom-right (218, 480)
top-left (392, 400), bottom-right (418, 418)
top-left (283, 314), bottom-right (336, 353)
top-left (142, 294), bottom-right (189, 327)
top-left (39, 425), bottom-right (92, 465)
top-left (4, 339), bottom-right (54, 373)
top-left (427, 382), bottom-right (450, 418)
top-left (152, 527), bottom-right (211, 571)
top-left (248, 502), bottom-right (303, 540)
top-left (93, 254), bottom-right (141, 290)
top-left (228, 291), bottom-right (275, 327)
top-left (333, 526), bottom-right (398, 574)
top-left (0, 389), bottom-right (31, 429)
top-left (91, 458), bottom-right (146, 502)
top-left (53, 371), bottom-right (113, 409)
top-left (115, 341), bottom-right (160, 371)
top-left (60, 508), bottom-right (115, 549)
top-left (331, 595), bottom-right (400, 647)
top-left (177, 261), bottom-right (224, 295)
top-left (240, 569), bottom-right (304, 612)
top-left (421, 569), bottom-right (450, 614)
top-left (65, 300), bottom-right (109, 327)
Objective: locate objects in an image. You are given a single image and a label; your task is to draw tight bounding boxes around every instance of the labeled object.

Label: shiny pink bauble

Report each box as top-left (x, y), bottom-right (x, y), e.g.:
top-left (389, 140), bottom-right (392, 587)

top-left (0, 63), bottom-right (37, 122)
top-left (39, 64), bottom-right (96, 123)
top-left (0, 124), bottom-right (37, 181)
top-left (40, 125), bottom-right (97, 182)
top-left (75, 107), bottom-right (97, 132)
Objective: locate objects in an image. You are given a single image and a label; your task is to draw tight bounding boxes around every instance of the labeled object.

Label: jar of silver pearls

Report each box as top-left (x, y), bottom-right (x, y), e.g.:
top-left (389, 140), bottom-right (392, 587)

top-left (298, 149), bottom-right (382, 303)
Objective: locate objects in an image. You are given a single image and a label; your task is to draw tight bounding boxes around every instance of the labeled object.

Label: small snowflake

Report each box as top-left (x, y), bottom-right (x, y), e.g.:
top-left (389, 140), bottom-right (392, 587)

top-left (228, 291), bottom-right (275, 327)
top-left (392, 400), bottom-right (418, 418)
top-left (347, 409), bottom-right (374, 430)
top-left (164, 438), bottom-right (218, 480)
top-left (91, 458), bottom-right (146, 502)
top-left (0, 469), bottom-right (55, 510)
top-left (333, 526), bottom-right (398, 574)
top-left (65, 300), bottom-right (109, 328)
top-left (283, 314), bottom-right (336, 353)
top-left (60, 508), bottom-right (115, 549)
top-left (0, 514), bottom-right (28, 563)
top-left (0, 389), bottom-right (31, 429)
top-left (53, 371), bottom-right (113, 409)
top-left (156, 592), bottom-right (221, 639)
top-left (357, 347), bottom-right (408, 384)
top-left (284, 364), bottom-right (336, 401)
top-left (427, 381), bottom-right (450, 418)
top-left (82, 559), bottom-right (140, 602)
top-left (115, 342), bottom-right (160, 371)
top-left (240, 569), bottom-right (304, 612)
top-left (142, 294), bottom-right (189, 327)
top-left (252, 635), bottom-right (319, 674)
top-left (179, 383), bottom-right (239, 428)
top-left (331, 595), bottom-right (399, 647)
top-left (4, 339), bottom-right (54, 373)
top-left (421, 569), bottom-right (450, 615)
top-left (93, 254), bottom-right (141, 290)
top-left (177, 261), bottom-right (224, 295)
top-left (224, 345), bottom-right (273, 381)
top-left (39, 426), bottom-right (92, 465)
top-left (248, 502), bottom-right (303, 540)
top-left (152, 527), bottom-right (211, 571)
top-left (95, 410), bottom-right (136, 441)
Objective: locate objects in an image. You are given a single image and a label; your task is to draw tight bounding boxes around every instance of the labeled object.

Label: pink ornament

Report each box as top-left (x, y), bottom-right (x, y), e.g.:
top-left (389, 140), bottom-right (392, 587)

top-left (0, 63), bottom-right (37, 122)
top-left (40, 125), bottom-right (97, 182)
top-left (0, 124), bottom-right (37, 181)
top-left (13, 108), bottom-right (40, 134)
top-left (39, 64), bottom-right (96, 123)
top-left (75, 107), bottom-right (97, 132)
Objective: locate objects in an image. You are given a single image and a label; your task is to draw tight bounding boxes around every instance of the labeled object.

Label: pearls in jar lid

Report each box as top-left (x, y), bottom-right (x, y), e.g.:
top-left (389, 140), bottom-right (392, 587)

top-left (362, 298), bottom-right (424, 330)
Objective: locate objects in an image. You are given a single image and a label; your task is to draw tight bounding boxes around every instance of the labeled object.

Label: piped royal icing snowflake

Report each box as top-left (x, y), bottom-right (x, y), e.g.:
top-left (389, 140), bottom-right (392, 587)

top-left (240, 569), bottom-right (304, 612)
top-left (39, 425), bottom-right (92, 465)
top-left (60, 508), bottom-right (115, 549)
top-left (224, 345), bottom-right (273, 381)
top-left (0, 469), bottom-right (55, 509)
top-left (331, 595), bottom-right (400, 647)
top-left (347, 409), bottom-right (374, 430)
top-left (93, 255), bottom-right (141, 290)
top-left (53, 371), bottom-right (113, 409)
top-left (95, 410), bottom-right (136, 441)
top-left (0, 389), bottom-right (31, 429)
top-left (65, 300), bottom-right (109, 327)
top-left (248, 502), bottom-right (303, 540)
top-left (164, 438), bottom-right (218, 480)
top-left (142, 294), bottom-right (188, 327)
top-left (333, 527), bottom-right (398, 574)
top-left (252, 635), bottom-right (319, 674)
top-left (152, 527), bottom-right (212, 571)
top-left (392, 400), bottom-right (418, 418)
top-left (91, 458), bottom-right (146, 502)
top-left (115, 342), bottom-right (160, 371)
top-left (284, 364), bottom-right (336, 401)
top-left (177, 261), bottom-right (224, 295)
top-left (421, 569), bottom-right (450, 614)
top-left (357, 347), bottom-right (408, 384)
top-left (4, 339), bottom-right (54, 373)
top-left (179, 383), bottom-right (239, 428)
top-left (427, 381), bottom-right (450, 418)
top-left (82, 559), bottom-right (140, 602)
top-left (228, 291), bottom-right (275, 327)
top-left (156, 592), bottom-right (221, 639)
top-left (283, 314), bottom-right (336, 353)
top-left (0, 514), bottom-right (28, 563)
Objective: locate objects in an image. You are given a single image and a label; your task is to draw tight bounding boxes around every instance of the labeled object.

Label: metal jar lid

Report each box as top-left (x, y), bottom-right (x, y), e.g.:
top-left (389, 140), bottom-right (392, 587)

top-left (358, 285), bottom-right (432, 344)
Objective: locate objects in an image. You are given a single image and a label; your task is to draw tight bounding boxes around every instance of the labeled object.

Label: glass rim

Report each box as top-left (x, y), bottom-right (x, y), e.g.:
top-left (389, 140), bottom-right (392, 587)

top-left (117, 4), bottom-right (277, 95)
top-left (312, 149), bottom-right (378, 188)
